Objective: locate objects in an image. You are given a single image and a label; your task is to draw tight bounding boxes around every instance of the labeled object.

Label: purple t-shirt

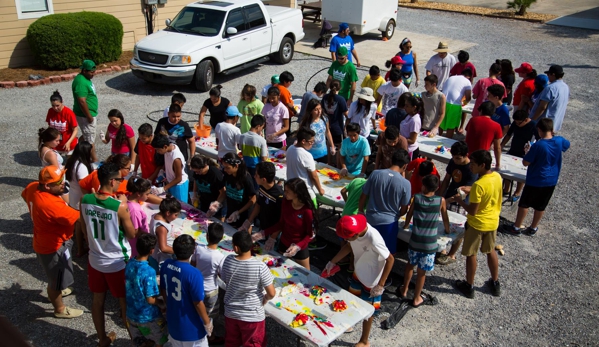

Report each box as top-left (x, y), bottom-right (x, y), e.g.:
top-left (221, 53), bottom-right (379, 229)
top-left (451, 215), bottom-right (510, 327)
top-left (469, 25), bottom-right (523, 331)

top-left (262, 102), bottom-right (289, 143)
top-left (127, 200), bottom-right (148, 257)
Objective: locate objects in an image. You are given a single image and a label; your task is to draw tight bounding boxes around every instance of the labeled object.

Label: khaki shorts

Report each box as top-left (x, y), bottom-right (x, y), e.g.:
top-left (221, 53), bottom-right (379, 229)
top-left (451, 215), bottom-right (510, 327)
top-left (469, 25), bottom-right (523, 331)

top-left (461, 225), bottom-right (496, 256)
top-left (77, 116), bottom-right (97, 144)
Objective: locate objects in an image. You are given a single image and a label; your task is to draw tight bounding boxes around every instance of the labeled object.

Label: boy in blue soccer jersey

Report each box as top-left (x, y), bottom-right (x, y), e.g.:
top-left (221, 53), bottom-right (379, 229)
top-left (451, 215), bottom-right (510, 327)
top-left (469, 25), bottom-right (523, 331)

top-left (160, 235), bottom-right (212, 347)
top-left (125, 233), bottom-right (168, 347)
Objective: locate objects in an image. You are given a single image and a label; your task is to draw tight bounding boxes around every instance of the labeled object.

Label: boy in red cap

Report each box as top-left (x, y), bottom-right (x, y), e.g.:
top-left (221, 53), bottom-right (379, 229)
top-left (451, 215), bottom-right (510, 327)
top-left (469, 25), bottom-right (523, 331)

top-left (324, 214), bottom-right (394, 347)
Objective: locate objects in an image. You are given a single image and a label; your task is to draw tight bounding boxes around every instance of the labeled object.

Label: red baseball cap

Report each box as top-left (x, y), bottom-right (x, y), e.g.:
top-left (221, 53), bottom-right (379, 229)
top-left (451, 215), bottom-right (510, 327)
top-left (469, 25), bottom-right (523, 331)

top-left (39, 165), bottom-right (66, 184)
top-left (515, 62), bottom-right (533, 74)
top-left (336, 214), bottom-right (367, 239)
top-left (391, 56), bottom-right (406, 65)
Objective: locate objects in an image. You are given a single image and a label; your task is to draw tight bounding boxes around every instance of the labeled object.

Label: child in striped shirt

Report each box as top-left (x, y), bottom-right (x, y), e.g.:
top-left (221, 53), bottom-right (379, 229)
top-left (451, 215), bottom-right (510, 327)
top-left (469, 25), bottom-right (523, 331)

top-left (397, 175), bottom-right (449, 307)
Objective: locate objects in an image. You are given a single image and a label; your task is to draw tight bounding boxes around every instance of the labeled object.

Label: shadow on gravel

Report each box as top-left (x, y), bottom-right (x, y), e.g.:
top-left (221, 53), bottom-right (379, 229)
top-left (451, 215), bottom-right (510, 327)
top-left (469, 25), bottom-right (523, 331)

top-left (1, 284), bottom-right (90, 347)
top-left (12, 151), bottom-right (40, 168)
top-left (0, 213), bottom-right (32, 235)
top-left (106, 65), bottom-right (265, 97)
top-left (9, 256), bottom-right (45, 282)
top-left (537, 24), bottom-right (597, 40)
top-left (0, 233), bottom-right (34, 254)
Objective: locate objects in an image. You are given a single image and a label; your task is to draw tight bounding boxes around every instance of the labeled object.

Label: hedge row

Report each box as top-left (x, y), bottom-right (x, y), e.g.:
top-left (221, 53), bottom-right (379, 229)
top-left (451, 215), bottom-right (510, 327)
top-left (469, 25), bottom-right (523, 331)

top-left (27, 11), bottom-right (123, 70)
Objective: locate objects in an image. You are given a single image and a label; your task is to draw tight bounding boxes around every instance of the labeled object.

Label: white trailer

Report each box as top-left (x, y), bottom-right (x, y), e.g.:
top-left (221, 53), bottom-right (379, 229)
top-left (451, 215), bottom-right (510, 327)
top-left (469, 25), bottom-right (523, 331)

top-left (321, 0), bottom-right (398, 39)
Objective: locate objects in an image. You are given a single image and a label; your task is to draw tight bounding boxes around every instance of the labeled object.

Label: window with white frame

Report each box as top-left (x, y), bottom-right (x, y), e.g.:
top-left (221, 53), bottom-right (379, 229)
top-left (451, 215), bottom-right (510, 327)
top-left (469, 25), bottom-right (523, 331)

top-left (15, 0), bottom-right (54, 20)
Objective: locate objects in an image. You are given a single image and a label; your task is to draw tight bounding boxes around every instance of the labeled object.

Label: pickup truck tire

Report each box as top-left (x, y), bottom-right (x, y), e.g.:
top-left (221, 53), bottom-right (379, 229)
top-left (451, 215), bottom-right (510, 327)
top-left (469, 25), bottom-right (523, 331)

top-left (193, 60), bottom-right (214, 92)
top-left (273, 37), bottom-right (294, 64)
top-left (382, 20), bottom-right (396, 40)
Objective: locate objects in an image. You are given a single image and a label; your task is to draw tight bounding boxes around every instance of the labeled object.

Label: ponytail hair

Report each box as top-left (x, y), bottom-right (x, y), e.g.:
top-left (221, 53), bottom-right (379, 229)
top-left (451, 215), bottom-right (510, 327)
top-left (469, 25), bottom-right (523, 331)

top-left (50, 90), bottom-right (63, 103)
top-left (107, 109), bottom-right (128, 147)
top-left (326, 80), bottom-right (341, 109)
top-left (405, 93), bottom-right (424, 116)
top-left (159, 194), bottom-right (182, 214)
top-left (38, 127), bottom-right (61, 151)
top-left (126, 177), bottom-right (152, 194)
top-left (190, 155), bottom-right (217, 169)
top-left (284, 178), bottom-right (319, 233)
top-left (209, 84), bottom-right (223, 98)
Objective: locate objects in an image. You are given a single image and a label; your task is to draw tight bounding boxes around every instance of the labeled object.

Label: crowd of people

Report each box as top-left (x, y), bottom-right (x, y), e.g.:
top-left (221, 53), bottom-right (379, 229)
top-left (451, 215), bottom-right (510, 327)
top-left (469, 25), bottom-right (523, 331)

top-left (23, 24), bottom-right (572, 347)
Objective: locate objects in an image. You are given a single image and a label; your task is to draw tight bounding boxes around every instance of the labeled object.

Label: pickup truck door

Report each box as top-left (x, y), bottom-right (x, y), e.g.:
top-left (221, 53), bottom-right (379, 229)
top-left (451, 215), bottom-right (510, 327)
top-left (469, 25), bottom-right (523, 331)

top-left (243, 4), bottom-right (271, 59)
top-left (221, 8), bottom-right (252, 69)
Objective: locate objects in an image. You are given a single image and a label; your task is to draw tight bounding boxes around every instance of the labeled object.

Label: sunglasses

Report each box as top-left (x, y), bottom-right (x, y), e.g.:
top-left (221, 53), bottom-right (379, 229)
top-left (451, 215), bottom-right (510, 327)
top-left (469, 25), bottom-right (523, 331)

top-left (337, 56), bottom-right (347, 60)
top-left (51, 177), bottom-right (65, 186)
top-left (112, 177), bottom-right (125, 182)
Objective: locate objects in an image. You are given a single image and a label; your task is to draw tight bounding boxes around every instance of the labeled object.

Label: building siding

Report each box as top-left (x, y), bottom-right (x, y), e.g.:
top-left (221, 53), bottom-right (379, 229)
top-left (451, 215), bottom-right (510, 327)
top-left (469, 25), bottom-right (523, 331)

top-left (1, 0), bottom-right (295, 69)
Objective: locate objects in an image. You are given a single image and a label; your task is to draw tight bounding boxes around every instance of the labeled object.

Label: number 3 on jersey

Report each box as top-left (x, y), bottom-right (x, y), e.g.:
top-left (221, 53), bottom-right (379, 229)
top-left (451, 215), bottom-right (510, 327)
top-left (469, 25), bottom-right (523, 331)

top-left (91, 218), bottom-right (105, 240)
top-left (163, 275), bottom-right (182, 301)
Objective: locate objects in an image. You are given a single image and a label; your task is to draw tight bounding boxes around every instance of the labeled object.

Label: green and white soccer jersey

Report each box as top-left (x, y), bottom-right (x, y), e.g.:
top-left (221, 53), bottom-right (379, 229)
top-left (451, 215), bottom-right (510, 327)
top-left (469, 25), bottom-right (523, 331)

top-left (81, 194), bottom-right (131, 272)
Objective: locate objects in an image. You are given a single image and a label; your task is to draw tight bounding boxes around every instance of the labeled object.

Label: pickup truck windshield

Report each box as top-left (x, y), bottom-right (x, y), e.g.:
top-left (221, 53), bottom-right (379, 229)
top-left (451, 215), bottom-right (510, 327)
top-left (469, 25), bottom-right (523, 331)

top-left (167, 7), bottom-right (226, 36)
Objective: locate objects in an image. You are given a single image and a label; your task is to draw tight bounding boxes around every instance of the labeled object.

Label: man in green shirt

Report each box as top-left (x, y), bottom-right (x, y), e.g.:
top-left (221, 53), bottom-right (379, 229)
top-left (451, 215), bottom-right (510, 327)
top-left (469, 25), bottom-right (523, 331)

top-left (72, 60), bottom-right (99, 162)
top-left (326, 46), bottom-right (359, 107)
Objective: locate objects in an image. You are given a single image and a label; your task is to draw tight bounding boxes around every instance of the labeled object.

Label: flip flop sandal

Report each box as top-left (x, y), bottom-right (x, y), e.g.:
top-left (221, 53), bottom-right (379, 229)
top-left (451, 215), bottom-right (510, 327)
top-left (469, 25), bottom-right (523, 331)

top-left (395, 285), bottom-right (407, 299)
top-left (410, 293), bottom-right (439, 308)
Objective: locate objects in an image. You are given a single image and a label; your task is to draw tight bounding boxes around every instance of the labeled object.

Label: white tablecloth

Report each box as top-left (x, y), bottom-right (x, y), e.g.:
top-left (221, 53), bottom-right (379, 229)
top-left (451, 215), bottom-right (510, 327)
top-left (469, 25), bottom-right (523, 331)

top-left (195, 133), bottom-right (287, 180)
top-left (416, 133), bottom-right (527, 183)
top-left (141, 202), bottom-right (374, 347)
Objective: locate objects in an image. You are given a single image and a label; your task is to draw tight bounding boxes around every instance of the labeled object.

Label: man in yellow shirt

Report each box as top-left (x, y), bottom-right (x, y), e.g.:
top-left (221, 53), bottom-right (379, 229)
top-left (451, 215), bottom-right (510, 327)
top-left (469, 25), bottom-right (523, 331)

top-left (451, 150), bottom-right (502, 299)
top-left (361, 66), bottom-right (386, 113)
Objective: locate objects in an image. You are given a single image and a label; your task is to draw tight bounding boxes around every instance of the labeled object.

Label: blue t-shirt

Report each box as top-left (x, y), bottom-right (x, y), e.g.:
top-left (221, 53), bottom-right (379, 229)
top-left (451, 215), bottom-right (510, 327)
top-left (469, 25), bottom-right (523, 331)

top-left (307, 118), bottom-right (328, 160)
top-left (125, 259), bottom-right (161, 323)
top-left (329, 35), bottom-right (355, 62)
top-left (159, 259), bottom-right (207, 342)
top-left (340, 136), bottom-right (371, 175)
top-left (539, 80), bottom-right (569, 132)
top-left (523, 136), bottom-right (570, 187)
top-left (491, 104), bottom-right (511, 128)
top-left (363, 169), bottom-right (411, 226)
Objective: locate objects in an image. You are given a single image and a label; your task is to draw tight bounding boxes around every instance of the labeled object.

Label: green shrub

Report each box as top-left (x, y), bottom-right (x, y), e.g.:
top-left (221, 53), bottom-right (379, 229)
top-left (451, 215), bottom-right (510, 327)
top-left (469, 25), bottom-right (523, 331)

top-left (27, 12), bottom-right (123, 69)
top-left (507, 0), bottom-right (537, 16)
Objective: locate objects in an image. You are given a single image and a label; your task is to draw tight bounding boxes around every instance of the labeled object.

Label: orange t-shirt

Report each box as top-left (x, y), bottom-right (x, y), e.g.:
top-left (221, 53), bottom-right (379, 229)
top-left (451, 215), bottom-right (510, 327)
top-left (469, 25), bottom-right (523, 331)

top-left (79, 170), bottom-right (128, 195)
top-left (22, 182), bottom-right (80, 254)
top-left (276, 84), bottom-right (294, 115)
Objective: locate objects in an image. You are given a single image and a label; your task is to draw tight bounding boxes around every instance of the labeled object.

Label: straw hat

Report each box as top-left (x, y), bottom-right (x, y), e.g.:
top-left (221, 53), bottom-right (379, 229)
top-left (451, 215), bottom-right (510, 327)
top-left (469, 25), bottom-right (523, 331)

top-left (356, 87), bottom-right (375, 102)
top-left (434, 42), bottom-right (450, 53)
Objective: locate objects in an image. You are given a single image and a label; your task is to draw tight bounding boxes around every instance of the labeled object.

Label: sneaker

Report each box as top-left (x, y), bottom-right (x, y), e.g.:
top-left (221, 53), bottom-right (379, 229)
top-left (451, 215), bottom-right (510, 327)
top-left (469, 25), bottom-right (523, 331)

top-left (61, 287), bottom-right (73, 297)
top-left (524, 226), bottom-right (538, 236)
top-left (455, 280), bottom-right (474, 299)
top-left (436, 255), bottom-right (457, 265)
top-left (308, 240), bottom-right (327, 250)
top-left (54, 306), bottom-right (84, 319)
top-left (487, 279), bottom-right (501, 297)
top-left (500, 224), bottom-right (521, 237)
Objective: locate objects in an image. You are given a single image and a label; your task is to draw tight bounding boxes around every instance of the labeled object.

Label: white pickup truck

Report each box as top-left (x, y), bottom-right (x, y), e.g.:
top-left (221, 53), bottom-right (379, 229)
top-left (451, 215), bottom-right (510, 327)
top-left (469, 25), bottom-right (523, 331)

top-left (130, 0), bottom-right (305, 91)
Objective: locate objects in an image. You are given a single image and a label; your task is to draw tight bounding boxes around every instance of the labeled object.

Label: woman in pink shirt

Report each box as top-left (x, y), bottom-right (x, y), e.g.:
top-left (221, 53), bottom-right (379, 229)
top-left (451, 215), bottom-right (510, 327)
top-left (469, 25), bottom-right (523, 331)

top-left (102, 109), bottom-right (136, 163)
top-left (126, 177), bottom-right (152, 257)
top-left (471, 63), bottom-right (506, 117)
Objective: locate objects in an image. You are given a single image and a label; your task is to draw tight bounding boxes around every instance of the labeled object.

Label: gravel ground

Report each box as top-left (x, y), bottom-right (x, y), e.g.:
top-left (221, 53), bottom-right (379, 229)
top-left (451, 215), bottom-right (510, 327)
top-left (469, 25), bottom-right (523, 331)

top-left (1, 8), bottom-right (599, 347)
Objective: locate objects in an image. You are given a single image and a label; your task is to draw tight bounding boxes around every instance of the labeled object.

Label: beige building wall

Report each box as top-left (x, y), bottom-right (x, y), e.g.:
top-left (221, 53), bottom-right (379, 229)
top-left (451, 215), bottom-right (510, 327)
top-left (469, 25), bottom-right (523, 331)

top-left (0, 0), bottom-right (294, 69)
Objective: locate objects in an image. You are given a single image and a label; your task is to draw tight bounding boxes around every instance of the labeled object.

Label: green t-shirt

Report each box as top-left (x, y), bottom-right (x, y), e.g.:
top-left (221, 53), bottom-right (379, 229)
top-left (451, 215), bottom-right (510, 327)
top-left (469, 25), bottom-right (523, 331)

top-left (237, 98), bottom-right (264, 134)
top-left (72, 74), bottom-right (98, 117)
top-left (328, 61), bottom-right (359, 101)
top-left (341, 178), bottom-right (367, 216)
